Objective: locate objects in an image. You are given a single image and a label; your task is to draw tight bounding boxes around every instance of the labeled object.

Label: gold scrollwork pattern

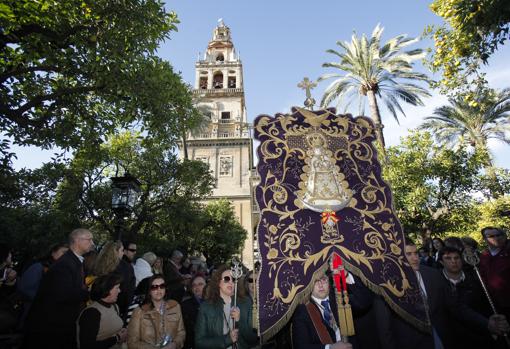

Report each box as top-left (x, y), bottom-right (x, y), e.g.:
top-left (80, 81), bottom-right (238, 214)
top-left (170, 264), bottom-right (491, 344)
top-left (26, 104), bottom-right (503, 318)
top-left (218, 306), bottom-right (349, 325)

top-left (255, 107), bottom-right (426, 338)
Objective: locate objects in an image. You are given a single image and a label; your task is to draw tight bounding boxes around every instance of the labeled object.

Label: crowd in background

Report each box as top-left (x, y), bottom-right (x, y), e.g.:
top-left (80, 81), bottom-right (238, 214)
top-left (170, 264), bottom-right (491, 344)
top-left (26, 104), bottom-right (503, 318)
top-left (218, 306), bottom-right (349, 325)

top-left (0, 229), bottom-right (258, 349)
top-left (0, 225), bottom-right (509, 349)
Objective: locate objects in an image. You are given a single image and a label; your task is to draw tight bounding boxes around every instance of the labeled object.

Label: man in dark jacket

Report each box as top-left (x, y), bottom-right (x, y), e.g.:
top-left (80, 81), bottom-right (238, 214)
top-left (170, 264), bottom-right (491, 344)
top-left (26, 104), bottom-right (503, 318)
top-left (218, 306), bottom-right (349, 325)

top-left (23, 228), bottom-right (94, 349)
top-left (182, 275), bottom-right (206, 349)
top-left (292, 269), bottom-right (374, 349)
top-left (479, 227), bottom-right (510, 321)
top-left (376, 241), bottom-right (509, 349)
top-left (115, 240), bottom-right (136, 325)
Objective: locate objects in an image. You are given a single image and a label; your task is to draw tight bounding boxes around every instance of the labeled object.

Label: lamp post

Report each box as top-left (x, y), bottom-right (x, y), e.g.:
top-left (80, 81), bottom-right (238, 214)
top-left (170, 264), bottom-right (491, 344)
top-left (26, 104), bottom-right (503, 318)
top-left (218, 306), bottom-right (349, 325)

top-left (111, 172), bottom-right (141, 240)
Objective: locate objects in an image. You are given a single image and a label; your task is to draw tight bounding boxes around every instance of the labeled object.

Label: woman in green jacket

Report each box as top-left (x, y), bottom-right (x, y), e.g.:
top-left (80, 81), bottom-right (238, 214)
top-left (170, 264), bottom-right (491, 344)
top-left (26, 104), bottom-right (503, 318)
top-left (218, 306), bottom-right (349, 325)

top-left (195, 265), bottom-right (258, 349)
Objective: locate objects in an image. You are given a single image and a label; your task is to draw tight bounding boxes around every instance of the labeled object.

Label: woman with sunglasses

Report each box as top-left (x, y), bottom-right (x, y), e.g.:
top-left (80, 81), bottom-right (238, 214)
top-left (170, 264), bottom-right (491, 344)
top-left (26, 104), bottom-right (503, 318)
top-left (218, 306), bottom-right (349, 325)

top-left (127, 274), bottom-right (185, 349)
top-left (195, 265), bottom-right (257, 349)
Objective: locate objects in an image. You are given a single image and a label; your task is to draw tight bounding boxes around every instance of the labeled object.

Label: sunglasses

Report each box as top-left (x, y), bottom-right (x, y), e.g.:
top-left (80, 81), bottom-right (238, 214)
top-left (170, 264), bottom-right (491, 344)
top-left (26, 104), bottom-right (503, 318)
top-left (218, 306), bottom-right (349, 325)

top-left (222, 276), bottom-right (234, 283)
top-left (486, 233), bottom-right (504, 238)
top-left (127, 248), bottom-right (137, 252)
top-left (150, 283), bottom-right (166, 290)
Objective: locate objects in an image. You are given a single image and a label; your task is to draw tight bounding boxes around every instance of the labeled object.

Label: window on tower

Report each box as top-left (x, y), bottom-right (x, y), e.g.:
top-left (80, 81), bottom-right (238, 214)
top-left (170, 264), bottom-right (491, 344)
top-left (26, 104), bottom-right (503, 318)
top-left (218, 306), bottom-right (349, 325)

top-left (219, 156), bottom-right (233, 176)
top-left (228, 77), bottom-right (236, 88)
top-left (216, 53), bottom-right (224, 62)
top-left (199, 77), bottom-right (208, 89)
top-left (221, 111), bottom-right (231, 120)
top-left (213, 72), bottom-right (223, 89)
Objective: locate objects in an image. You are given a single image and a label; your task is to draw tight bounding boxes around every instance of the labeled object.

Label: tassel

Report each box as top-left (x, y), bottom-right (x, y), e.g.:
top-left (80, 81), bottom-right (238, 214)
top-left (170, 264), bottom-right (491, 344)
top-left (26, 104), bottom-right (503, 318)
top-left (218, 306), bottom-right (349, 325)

top-left (343, 291), bottom-right (355, 336)
top-left (336, 290), bottom-right (348, 336)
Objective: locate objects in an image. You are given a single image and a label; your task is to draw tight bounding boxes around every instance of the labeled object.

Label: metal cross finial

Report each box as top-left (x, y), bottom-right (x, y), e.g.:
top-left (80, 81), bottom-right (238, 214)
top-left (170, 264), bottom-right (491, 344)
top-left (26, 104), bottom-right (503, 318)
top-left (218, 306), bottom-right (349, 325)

top-left (298, 77), bottom-right (317, 109)
top-left (231, 257), bottom-right (243, 280)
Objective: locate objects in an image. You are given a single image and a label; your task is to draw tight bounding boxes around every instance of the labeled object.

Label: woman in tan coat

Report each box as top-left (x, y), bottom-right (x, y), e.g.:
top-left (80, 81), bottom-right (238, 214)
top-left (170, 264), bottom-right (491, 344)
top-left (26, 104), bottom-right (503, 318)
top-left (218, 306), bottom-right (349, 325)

top-left (128, 274), bottom-right (185, 349)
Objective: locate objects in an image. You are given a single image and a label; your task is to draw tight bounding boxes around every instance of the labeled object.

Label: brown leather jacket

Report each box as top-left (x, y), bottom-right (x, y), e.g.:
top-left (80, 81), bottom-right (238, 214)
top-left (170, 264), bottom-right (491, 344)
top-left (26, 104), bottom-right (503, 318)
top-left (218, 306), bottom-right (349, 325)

top-left (127, 300), bottom-right (185, 349)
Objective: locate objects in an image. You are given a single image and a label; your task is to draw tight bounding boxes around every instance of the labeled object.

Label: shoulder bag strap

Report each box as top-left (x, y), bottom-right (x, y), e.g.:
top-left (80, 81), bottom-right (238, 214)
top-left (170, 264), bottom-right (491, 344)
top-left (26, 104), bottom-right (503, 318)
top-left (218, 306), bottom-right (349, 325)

top-left (305, 302), bottom-right (334, 345)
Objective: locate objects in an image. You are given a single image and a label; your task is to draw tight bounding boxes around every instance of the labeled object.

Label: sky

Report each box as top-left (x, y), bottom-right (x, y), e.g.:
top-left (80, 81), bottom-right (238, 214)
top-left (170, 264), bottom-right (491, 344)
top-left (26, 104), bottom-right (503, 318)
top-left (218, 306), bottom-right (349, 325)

top-left (12, 0), bottom-right (510, 169)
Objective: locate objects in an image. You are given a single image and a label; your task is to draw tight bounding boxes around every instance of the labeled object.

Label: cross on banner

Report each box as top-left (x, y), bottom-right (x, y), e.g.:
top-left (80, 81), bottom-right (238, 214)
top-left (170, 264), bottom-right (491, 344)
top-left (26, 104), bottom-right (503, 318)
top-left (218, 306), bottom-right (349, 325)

top-left (297, 77), bottom-right (317, 109)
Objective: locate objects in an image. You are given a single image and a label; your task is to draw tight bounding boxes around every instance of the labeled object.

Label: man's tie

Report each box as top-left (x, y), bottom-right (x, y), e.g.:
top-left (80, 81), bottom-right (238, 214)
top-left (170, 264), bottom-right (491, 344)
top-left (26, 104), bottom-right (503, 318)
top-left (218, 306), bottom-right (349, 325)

top-left (321, 300), bottom-right (332, 325)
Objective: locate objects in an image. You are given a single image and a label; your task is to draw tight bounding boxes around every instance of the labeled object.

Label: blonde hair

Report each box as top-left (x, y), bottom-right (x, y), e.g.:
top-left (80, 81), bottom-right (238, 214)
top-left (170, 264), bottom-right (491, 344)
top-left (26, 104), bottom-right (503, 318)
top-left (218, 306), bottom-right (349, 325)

top-left (93, 241), bottom-right (123, 276)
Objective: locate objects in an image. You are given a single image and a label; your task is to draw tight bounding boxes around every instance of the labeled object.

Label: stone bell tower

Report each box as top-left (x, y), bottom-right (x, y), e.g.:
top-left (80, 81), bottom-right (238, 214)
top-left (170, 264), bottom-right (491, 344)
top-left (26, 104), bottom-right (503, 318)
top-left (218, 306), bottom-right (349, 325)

top-left (183, 20), bottom-right (257, 266)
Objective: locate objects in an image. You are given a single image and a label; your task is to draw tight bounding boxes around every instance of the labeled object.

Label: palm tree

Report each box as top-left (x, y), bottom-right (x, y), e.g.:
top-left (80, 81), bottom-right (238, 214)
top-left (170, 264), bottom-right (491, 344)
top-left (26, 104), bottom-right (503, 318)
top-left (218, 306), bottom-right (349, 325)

top-left (419, 87), bottom-right (510, 167)
top-left (319, 24), bottom-right (430, 154)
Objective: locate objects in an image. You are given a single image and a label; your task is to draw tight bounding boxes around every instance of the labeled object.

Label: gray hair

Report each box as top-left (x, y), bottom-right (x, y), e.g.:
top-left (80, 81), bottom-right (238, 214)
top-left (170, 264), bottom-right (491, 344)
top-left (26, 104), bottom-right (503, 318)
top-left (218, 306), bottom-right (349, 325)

top-left (69, 228), bottom-right (91, 245)
top-left (171, 250), bottom-right (183, 260)
top-left (142, 252), bottom-right (157, 266)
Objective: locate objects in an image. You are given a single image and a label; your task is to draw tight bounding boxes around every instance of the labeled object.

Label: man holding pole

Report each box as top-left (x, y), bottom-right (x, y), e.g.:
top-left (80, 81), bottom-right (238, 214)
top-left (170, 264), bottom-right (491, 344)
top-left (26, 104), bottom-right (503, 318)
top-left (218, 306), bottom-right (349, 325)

top-left (479, 226), bottom-right (510, 321)
top-left (291, 263), bottom-right (373, 349)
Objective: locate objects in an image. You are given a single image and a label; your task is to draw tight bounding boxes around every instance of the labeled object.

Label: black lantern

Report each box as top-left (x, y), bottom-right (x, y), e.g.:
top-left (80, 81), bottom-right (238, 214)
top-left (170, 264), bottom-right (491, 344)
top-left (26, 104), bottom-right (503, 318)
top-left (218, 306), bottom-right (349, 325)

top-left (111, 172), bottom-right (141, 239)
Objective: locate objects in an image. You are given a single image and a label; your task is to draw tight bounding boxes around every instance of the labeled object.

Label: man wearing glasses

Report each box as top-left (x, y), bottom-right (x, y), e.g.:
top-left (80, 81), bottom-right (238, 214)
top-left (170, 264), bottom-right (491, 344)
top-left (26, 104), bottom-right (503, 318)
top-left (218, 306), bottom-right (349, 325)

top-left (116, 240), bottom-right (137, 324)
top-left (123, 241), bottom-right (137, 264)
top-left (480, 227), bottom-right (510, 322)
top-left (292, 269), bottom-right (372, 349)
top-left (23, 228), bottom-right (94, 349)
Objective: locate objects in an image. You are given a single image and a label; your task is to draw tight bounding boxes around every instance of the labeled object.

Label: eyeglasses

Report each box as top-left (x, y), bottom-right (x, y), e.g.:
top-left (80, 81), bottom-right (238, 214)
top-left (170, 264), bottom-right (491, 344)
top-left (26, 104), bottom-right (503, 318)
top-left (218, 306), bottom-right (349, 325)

top-left (247, 277), bottom-right (254, 283)
top-left (222, 276), bottom-right (234, 283)
top-left (127, 248), bottom-right (137, 252)
top-left (150, 283), bottom-right (166, 290)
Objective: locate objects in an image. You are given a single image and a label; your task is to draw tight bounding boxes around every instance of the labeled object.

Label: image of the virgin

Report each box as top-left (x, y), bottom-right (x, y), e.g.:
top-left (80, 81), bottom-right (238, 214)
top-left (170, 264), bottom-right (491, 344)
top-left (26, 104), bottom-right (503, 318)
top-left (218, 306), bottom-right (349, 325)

top-left (298, 132), bottom-right (351, 213)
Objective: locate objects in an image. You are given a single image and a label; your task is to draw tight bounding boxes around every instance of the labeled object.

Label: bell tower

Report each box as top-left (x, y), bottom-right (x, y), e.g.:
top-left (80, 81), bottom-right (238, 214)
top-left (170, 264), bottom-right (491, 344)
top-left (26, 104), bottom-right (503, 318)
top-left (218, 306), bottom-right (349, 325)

top-left (183, 20), bottom-right (256, 266)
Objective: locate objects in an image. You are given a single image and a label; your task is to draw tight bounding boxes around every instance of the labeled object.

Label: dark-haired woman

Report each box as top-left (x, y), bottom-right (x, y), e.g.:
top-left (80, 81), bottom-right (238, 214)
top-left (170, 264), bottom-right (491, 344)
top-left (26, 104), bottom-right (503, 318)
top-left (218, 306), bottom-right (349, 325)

top-left (77, 272), bottom-right (127, 349)
top-left (195, 265), bottom-right (257, 349)
top-left (127, 274), bottom-right (185, 349)
top-left (17, 243), bottom-right (68, 326)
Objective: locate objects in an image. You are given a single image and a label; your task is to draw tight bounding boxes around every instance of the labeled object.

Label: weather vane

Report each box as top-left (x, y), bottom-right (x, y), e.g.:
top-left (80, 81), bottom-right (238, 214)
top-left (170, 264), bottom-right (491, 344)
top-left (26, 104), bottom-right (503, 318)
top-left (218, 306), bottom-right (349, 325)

top-left (298, 77), bottom-right (317, 109)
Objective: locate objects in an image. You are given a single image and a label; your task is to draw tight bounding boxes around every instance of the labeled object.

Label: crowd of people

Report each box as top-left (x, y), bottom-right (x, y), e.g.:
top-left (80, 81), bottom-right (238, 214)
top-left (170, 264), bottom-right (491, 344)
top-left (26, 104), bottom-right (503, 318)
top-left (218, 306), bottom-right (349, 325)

top-left (0, 228), bottom-right (257, 349)
top-left (0, 225), bottom-right (509, 349)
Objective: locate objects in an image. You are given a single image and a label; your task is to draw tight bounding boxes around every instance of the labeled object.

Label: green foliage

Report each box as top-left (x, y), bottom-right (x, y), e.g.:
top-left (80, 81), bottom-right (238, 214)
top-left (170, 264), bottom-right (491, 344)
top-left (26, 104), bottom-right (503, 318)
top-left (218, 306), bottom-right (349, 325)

top-left (0, 130), bottom-right (220, 263)
top-left (384, 130), bottom-right (484, 240)
top-left (198, 199), bottom-right (247, 266)
top-left (419, 86), bottom-right (510, 166)
top-left (473, 195), bottom-right (510, 240)
top-left (319, 24), bottom-right (430, 151)
top-left (0, 0), bottom-right (192, 152)
top-left (428, 0), bottom-right (510, 96)
top-left (442, 195), bottom-right (510, 247)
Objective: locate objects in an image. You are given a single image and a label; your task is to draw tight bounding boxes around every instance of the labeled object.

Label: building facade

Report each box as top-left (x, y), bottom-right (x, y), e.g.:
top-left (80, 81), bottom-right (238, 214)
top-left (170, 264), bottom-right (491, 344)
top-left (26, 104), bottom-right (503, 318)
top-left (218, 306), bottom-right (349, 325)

top-left (181, 20), bottom-right (258, 266)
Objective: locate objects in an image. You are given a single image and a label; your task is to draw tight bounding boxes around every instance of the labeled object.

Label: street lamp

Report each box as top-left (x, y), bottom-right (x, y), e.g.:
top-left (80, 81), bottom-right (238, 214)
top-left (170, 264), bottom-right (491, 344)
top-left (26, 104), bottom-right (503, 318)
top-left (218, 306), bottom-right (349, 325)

top-left (111, 172), bottom-right (141, 240)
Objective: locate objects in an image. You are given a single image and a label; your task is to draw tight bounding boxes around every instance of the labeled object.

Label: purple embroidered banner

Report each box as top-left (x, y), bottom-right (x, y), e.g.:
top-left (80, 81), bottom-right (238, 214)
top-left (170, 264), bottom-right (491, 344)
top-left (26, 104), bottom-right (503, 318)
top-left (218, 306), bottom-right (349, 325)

top-left (254, 107), bottom-right (429, 341)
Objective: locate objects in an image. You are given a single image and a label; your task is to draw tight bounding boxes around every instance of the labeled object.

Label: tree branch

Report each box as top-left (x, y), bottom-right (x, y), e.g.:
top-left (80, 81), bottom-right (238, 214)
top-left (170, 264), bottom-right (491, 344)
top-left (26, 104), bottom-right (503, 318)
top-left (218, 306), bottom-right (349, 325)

top-left (1, 84), bottom-right (101, 128)
top-left (0, 65), bottom-right (61, 84)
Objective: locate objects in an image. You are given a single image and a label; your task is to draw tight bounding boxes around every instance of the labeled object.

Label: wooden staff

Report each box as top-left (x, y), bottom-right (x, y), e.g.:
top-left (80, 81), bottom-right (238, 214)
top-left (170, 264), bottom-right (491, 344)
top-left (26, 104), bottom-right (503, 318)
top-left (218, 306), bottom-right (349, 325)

top-left (330, 253), bottom-right (355, 343)
top-left (463, 247), bottom-right (510, 348)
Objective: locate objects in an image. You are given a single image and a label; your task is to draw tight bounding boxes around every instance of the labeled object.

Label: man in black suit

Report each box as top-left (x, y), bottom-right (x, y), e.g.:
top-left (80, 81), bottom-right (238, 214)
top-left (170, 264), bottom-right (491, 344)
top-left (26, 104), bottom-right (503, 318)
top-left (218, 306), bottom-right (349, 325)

top-left (116, 240), bottom-right (136, 325)
top-left (181, 274), bottom-right (206, 349)
top-left (438, 246), bottom-right (497, 348)
top-left (23, 228), bottom-right (94, 349)
top-left (376, 241), bottom-right (509, 349)
top-left (292, 268), bottom-right (375, 349)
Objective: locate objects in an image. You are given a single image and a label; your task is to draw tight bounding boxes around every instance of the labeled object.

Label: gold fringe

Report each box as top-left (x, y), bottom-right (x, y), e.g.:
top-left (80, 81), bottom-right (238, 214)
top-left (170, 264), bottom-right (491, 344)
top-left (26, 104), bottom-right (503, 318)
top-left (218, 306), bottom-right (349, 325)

top-left (258, 256), bottom-right (432, 342)
top-left (259, 262), bottom-right (330, 343)
top-left (341, 259), bottom-right (431, 334)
